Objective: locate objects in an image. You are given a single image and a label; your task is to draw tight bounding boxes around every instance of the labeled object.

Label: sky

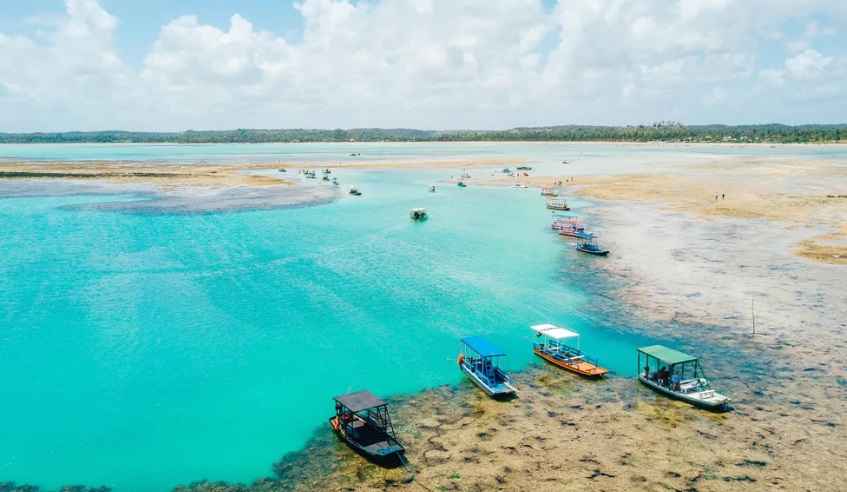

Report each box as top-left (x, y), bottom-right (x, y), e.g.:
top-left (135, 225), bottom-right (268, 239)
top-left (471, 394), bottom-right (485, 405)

top-left (0, 0), bottom-right (846, 132)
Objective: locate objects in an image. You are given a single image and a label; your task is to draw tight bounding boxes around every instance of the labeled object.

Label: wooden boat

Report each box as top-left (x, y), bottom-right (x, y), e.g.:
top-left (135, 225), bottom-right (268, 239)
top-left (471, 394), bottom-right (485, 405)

top-left (329, 390), bottom-right (405, 465)
top-left (458, 337), bottom-right (517, 398)
top-left (530, 324), bottom-right (608, 377)
top-left (348, 185), bottom-right (362, 196)
top-left (409, 207), bottom-right (428, 221)
top-left (552, 217), bottom-right (587, 237)
top-left (540, 187), bottom-right (557, 197)
top-left (546, 198), bottom-right (570, 211)
top-left (637, 345), bottom-right (730, 411)
top-left (457, 181), bottom-right (467, 188)
top-left (575, 232), bottom-right (609, 256)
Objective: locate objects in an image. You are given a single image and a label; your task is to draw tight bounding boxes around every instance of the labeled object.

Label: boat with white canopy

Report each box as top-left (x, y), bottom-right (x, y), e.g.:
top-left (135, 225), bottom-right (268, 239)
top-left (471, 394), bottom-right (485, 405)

top-left (530, 324), bottom-right (608, 377)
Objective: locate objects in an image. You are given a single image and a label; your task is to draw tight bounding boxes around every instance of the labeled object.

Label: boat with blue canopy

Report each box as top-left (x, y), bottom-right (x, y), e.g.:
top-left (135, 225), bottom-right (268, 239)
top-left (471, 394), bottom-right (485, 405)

top-left (575, 232), bottom-right (609, 256)
top-left (329, 390), bottom-right (405, 465)
top-left (530, 324), bottom-right (608, 377)
top-left (457, 337), bottom-right (517, 398)
top-left (637, 345), bottom-right (730, 411)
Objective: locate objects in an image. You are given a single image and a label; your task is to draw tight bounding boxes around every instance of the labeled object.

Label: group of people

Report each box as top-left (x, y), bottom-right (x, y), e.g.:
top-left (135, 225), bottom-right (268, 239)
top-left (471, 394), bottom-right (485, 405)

top-left (645, 364), bottom-right (684, 391)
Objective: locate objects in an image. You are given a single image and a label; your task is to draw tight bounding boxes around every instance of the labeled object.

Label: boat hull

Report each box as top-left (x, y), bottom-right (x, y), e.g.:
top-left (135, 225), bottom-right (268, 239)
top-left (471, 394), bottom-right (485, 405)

top-left (328, 417), bottom-right (405, 466)
top-left (576, 246), bottom-right (609, 255)
top-left (459, 362), bottom-right (516, 398)
top-left (638, 377), bottom-right (729, 411)
top-left (533, 348), bottom-right (608, 377)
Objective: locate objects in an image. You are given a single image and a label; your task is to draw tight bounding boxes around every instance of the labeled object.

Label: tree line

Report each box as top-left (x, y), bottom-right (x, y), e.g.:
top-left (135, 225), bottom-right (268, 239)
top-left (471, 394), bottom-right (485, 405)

top-left (1, 123), bottom-right (844, 144)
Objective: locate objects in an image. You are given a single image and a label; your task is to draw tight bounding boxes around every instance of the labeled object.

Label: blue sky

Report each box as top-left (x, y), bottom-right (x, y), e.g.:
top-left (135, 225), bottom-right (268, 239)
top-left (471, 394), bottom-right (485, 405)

top-left (0, 0), bottom-right (845, 131)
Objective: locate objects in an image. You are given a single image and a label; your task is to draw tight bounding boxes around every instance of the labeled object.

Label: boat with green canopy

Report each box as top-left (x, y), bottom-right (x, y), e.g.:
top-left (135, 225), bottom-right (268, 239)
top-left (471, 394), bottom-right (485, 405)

top-left (637, 345), bottom-right (730, 411)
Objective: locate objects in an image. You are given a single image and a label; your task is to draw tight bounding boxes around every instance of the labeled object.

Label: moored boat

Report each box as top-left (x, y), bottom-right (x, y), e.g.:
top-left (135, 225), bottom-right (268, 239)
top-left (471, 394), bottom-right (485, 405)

top-left (575, 232), bottom-right (609, 255)
top-left (546, 198), bottom-right (570, 211)
top-left (428, 185), bottom-right (436, 192)
top-left (516, 166), bottom-right (531, 170)
top-left (530, 324), bottom-right (608, 377)
top-left (458, 337), bottom-right (517, 398)
top-left (409, 207), bottom-right (428, 221)
top-left (457, 181), bottom-right (467, 188)
top-left (540, 187), bottom-right (557, 197)
top-left (329, 390), bottom-right (405, 465)
top-left (348, 185), bottom-right (362, 196)
top-left (637, 345), bottom-right (730, 411)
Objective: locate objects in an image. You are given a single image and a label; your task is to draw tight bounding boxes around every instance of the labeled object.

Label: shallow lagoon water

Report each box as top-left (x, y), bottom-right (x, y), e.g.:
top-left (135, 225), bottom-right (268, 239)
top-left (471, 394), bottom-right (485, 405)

top-left (0, 142), bottom-right (828, 491)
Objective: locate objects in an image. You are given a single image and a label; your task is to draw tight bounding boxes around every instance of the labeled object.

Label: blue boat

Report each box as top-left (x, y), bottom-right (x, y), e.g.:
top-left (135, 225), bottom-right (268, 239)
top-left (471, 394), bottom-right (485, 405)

top-left (575, 232), bottom-right (609, 256)
top-left (457, 337), bottom-right (517, 398)
top-left (457, 181), bottom-right (467, 188)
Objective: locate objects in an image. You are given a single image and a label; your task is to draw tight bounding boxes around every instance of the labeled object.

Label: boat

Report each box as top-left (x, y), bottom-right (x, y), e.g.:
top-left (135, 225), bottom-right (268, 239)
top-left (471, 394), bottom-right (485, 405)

top-left (637, 345), bottom-right (730, 411)
top-left (323, 168), bottom-right (331, 174)
top-left (278, 168), bottom-right (286, 172)
top-left (501, 168), bottom-right (512, 173)
top-left (409, 207), bottom-right (428, 221)
top-left (458, 337), bottom-right (517, 398)
top-left (428, 185), bottom-right (436, 192)
top-left (460, 172), bottom-right (471, 179)
top-left (322, 175), bottom-right (330, 181)
top-left (546, 198), bottom-right (570, 211)
top-left (553, 218), bottom-right (587, 237)
top-left (530, 324), bottom-right (608, 377)
top-left (329, 390), bottom-right (405, 465)
top-left (575, 232), bottom-right (609, 255)
top-left (516, 166), bottom-right (532, 170)
top-left (332, 178), bottom-right (339, 185)
top-left (348, 185), bottom-right (362, 196)
top-left (514, 183), bottom-right (528, 188)
top-left (457, 181), bottom-right (467, 188)
top-left (540, 187), bottom-right (557, 197)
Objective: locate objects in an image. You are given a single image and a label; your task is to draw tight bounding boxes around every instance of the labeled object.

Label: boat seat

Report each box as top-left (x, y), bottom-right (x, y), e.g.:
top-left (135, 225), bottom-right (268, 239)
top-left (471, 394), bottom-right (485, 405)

top-left (564, 355), bottom-right (583, 362)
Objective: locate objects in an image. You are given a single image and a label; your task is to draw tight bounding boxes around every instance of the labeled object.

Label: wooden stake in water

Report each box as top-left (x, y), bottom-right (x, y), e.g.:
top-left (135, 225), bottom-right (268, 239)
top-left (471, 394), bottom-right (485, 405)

top-left (752, 298), bottom-right (756, 336)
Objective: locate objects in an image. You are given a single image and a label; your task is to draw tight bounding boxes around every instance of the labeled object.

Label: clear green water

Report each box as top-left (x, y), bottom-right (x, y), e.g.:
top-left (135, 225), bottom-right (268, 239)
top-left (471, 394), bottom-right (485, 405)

top-left (0, 143), bottom-right (797, 490)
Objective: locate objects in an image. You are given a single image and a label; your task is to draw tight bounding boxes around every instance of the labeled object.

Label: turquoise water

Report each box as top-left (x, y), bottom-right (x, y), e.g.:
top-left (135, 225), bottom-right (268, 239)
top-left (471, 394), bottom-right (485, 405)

top-left (0, 142), bottom-right (807, 490)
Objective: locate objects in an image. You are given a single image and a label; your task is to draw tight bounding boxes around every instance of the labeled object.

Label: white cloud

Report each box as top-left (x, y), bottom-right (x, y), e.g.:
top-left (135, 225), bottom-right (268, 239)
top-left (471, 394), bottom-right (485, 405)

top-left (785, 48), bottom-right (833, 79)
top-left (0, 0), bottom-right (846, 131)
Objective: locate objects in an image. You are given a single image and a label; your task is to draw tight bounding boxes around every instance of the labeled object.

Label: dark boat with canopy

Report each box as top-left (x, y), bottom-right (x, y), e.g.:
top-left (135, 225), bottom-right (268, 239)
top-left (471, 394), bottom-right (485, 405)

top-left (329, 390), bottom-right (405, 465)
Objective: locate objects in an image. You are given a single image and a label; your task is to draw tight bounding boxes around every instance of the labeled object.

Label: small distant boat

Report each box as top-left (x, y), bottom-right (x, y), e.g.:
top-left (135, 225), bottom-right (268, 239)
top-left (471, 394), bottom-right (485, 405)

top-left (514, 183), bottom-right (528, 188)
top-left (457, 181), bottom-right (467, 188)
top-left (332, 178), bottom-right (339, 185)
top-left (530, 324), bottom-right (608, 377)
top-left (458, 337), bottom-right (517, 398)
top-left (516, 166), bottom-right (532, 171)
top-left (322, 175), bottom-right (330, 181)
top-left (350, 153), bottom-right (357, 157)
top-left (501, 168), bottom-right (512, 173)
top-left (638, 345), bottom-right (730, 411)
top-left (562, 160), bottom-right (572, 164)
top-left (552, 217), bottom-right (587, 237)
top-left (323, 168), bottom-right (332, 174)
top-left (329, 390), bottom-right (405, 465)
top-left (409, 207), bottom-right (428, 221)
top-left (428, 185), bottom-right (436, 193)
top-left (348, 185), bottom-right (362, 196)
top-left (460, 172), bottom-right (471, 179)
top-left (546, 198), bottom-right (570, 211)
top-left (278, 168), bottom-right (286, 172)
top-left (540, 187), bottom-right (557, 197)
top-left (575, 232), bottom-right (609, 255)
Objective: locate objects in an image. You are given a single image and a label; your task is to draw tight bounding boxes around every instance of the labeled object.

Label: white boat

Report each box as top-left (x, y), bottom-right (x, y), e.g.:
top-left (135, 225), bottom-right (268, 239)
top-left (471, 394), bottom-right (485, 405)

top-left (540, 187), bottom-right (557, 197)
top-left (409, 208), bottom-right (428, 221)
top-left (428, 185), bottom-right (436, 192)
top-left (637, 345), bottom-right (730, 411)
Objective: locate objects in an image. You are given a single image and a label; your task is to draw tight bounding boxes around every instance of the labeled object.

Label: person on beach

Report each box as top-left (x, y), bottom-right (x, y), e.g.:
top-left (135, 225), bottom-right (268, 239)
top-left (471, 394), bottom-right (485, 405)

top-left (722, 193), bottom-right (725, 200)
top-left (715, 192), bottom-right (719, 201)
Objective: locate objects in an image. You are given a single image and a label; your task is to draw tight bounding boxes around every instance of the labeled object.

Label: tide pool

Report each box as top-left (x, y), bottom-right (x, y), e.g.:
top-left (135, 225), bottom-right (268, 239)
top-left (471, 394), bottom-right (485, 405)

top-left (4, 166), bottom-right (659, 490)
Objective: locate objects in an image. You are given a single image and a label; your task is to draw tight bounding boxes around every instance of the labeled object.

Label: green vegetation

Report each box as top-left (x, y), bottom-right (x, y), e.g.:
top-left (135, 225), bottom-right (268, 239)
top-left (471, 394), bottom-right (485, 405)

top-left (1, 123), bottom-right (845, 144)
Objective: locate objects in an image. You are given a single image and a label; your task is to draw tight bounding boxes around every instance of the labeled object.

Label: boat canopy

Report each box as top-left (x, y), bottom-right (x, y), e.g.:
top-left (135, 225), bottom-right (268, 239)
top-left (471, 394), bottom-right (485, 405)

top-left (638, 345), bottom-right (698, 365)
top-left (531, 324), bottom-right (579, 340)
top-left (410, 208), bottom-right (426, 213)
top-left (574, 232), bottom-right (596, 239)
top-left (333, 390), bottom-right (387, 413)
top-left (461, 336), bottom-right (506, 357)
